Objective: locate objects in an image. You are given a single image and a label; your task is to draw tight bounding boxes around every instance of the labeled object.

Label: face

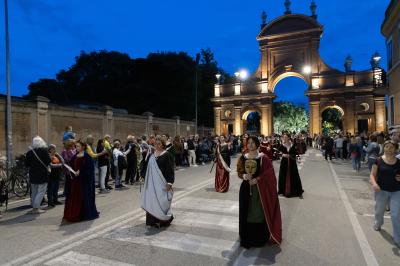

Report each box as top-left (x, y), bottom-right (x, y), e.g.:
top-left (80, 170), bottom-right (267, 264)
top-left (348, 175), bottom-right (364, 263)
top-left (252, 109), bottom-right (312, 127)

top-left (155, 140), bottom-right (164, 151)
top-left (247, 138), bottom-right (257, 151)
top-left (384, 143), bottom-right (396, 155)
top-left (282, 134), bottom-right (289, 142)
top-left (219, 136), bottom-right (225, 143)
top-left (75, 143), bottom-right (83, 152)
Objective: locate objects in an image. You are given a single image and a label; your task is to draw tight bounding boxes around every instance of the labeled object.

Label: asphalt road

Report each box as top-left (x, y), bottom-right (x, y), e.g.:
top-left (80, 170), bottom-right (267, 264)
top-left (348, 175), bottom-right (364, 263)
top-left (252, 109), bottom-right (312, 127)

top-left (0, 149), bottom-right (398, 265)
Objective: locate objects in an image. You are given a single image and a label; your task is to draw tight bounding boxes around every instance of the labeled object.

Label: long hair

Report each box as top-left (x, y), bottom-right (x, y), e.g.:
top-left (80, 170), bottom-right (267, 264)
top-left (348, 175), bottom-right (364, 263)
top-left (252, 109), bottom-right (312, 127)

top-left (32, 136), bottom-right (47, 149)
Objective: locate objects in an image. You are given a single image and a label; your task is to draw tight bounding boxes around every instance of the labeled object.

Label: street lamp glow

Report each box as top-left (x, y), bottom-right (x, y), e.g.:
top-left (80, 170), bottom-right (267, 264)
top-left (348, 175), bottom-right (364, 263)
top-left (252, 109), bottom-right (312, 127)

top-left (234, 71), bottom-right (240, 78)
top-left (372, 51), bottom-right (381, 62)
top-left (303, 65), bottom-right (311, 74)
top-left (239, 69), bottom-right (248, 80)
top-left (215, 73), bottom-right (221, 80)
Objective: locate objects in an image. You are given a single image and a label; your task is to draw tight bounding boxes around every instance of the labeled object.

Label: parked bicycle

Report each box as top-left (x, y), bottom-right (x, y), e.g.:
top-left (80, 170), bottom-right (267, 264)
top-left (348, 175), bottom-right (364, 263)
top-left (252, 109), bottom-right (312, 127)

top-left (0, 155), bottom-right (30, 199)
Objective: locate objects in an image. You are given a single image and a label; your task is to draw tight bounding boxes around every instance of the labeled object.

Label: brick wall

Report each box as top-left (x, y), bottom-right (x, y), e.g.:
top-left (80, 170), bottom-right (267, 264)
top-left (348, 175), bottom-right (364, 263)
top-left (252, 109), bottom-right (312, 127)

top-left (0, 96), bottom-right (213, 156)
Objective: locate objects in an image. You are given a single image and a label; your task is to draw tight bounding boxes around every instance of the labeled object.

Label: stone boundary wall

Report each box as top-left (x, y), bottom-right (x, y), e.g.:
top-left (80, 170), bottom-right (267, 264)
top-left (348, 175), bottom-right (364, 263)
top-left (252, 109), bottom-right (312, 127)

top-left (0, 96), bottom-right (213, 156)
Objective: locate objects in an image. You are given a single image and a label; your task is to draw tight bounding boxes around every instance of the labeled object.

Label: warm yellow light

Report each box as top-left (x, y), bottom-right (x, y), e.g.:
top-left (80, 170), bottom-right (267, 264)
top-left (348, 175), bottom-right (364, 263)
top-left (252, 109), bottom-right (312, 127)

top-left (303, 65), bottom-right (311, 74)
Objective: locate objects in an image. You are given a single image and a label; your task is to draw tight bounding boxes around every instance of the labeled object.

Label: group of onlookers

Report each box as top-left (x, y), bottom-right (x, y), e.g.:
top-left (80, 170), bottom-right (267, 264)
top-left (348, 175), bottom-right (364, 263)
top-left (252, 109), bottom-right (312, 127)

top-left (314, 127), bottom-right (400, 249)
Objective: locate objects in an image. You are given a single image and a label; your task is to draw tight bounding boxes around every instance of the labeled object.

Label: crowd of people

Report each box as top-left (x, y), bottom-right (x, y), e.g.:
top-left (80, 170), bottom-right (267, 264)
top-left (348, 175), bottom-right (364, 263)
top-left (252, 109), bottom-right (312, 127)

top-left (1, 124), bottom-right (400, 250)
top-left (313, 127), bottom-right (400, 248)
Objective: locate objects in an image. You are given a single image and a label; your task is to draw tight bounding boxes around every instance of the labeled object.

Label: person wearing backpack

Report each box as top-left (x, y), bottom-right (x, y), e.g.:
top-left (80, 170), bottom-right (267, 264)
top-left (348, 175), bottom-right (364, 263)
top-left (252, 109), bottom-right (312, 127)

top-left (25, 136), bottom-right (51, 214)
top-left (370, 140), bottom-right (400, 249)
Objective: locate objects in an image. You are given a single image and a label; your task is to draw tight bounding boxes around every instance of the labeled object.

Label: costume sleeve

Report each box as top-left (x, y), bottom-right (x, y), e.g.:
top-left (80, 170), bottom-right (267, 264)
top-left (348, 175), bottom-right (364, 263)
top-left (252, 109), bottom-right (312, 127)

top-left (86, 146), bottom-right (97, 158)
top-left (236, 155), bottom-right (245, 179)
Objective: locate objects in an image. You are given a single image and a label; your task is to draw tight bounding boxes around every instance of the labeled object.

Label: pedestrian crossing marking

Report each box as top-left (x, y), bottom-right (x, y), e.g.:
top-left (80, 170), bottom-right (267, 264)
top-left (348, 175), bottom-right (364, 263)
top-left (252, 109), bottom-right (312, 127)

top-left (174, 197), bottom-right (238, 215)
top-left (104, 225), bottom-right (238, 260)
top-left (139, 209), bottom-right (238, 232)
top-left (44, 251), bottom-right (135, 266)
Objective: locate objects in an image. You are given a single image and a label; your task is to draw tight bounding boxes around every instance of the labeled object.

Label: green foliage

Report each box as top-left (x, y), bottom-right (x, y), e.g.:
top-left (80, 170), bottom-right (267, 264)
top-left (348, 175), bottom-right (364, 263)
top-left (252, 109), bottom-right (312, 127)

top-left (322, 121), bottom-right (334, 135)
top-left (321, 108), bottom-right (343, 132)
top-left (26, 49), bottom-right (227, 126)
top-left (273, 101), bottom-right (308, 134)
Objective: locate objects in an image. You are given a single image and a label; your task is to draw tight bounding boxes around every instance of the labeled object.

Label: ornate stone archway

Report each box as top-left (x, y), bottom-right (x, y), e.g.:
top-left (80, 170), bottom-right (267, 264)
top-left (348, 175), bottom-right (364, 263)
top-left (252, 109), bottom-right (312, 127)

top-left (212, 8), bottom-right (386, 136)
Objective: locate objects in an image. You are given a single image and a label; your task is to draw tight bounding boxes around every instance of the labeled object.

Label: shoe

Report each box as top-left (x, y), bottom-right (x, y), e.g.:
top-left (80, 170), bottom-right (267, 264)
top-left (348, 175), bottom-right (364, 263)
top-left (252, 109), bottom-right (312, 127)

top-left (28, 209), bottom-right (45, 214)
top-left (373, 224), bottom-right (381, 231)
top-left (394, 242), bottom-right (400, 249)
top-left (48, 204), bottom-right (55, 208)
top-left (106, 186), bottom-right (113, 190)
top-left (54, 201), bottom-right (63, 205)
top-left (99, 189), bottom-right (110, 194)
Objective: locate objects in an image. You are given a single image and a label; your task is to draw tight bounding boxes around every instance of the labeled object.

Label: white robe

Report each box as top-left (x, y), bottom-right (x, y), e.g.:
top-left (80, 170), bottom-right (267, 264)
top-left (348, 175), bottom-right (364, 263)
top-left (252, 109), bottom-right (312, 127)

top-left (140, 154), bottom-right (173, 221)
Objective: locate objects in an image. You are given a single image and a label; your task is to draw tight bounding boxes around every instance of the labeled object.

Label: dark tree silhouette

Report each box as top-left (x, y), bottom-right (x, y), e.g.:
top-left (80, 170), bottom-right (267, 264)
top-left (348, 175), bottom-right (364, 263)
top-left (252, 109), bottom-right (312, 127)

top-left (26, 50), bottom-right (231, 126)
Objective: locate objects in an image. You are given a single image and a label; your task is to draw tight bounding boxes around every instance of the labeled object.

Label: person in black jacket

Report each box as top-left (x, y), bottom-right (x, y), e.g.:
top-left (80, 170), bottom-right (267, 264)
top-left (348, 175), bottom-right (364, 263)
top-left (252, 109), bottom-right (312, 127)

top-left (124, 135), bottom-right (137, 185)
top-left (25, 136), bottom-right (51, 214)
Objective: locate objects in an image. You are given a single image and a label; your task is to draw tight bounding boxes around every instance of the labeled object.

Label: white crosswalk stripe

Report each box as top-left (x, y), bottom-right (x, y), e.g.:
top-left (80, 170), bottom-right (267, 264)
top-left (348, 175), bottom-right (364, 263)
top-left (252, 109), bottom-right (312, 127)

top-left (103, 196), bottom-right (240, 260)
top-left (104, 225), bottom-right (238, 259)
top-left (44, 251), bottom-right (135, 266)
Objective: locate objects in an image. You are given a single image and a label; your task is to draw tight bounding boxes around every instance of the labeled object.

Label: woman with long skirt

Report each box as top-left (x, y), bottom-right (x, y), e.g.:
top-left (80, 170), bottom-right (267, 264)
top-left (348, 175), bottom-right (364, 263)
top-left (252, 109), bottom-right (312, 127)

top-left (215, 135), bottom-right (231, 193)
top-left (141, 136), bottom-right (175, 228)
top-left (63, 140), bottom-right (99, 223)
top-left (278, 133), bottom-right (304, 198)
top-left (237, 136), bottom-right (282, 248)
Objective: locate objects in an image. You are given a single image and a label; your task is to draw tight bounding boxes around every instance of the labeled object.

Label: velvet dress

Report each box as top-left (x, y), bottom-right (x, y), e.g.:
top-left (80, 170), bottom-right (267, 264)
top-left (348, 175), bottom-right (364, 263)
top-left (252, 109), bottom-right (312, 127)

top-left (63, 152), bottom-right (99, 222)
top-left (215, 143), bottom-right (231, 193)
top-left (278, 143), bottom-right (304, 197)
top-left (237, 153), bottom-right (282, 248)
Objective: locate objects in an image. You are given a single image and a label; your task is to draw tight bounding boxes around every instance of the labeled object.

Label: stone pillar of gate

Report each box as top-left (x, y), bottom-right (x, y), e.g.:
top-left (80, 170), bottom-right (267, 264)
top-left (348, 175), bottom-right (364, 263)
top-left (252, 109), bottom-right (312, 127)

top-left (260, 104), bottom-right (272, 136)
top-left (234, 107), bottom-right (242, 135)
top-left (344, 100), bottom-right (355, 134)
top-left (309, 101), bottom-right (321, 135)
top-left (214, 107), bottom-right (222, 135)
top-left (374, 97), bottom-right (386, 132)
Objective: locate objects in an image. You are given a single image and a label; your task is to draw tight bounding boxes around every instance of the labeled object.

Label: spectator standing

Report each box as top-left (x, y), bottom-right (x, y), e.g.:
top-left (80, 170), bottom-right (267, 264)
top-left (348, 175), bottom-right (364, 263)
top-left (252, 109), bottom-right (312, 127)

top-left (25, 136), bottom-right (51, 214)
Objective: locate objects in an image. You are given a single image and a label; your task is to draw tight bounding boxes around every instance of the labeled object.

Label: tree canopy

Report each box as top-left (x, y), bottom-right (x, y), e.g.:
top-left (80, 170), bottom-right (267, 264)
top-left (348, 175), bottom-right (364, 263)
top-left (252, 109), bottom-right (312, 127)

top-left (273, 101), bottom-right (308, 135)
top-left (26, 49), bottom-right (229, 127)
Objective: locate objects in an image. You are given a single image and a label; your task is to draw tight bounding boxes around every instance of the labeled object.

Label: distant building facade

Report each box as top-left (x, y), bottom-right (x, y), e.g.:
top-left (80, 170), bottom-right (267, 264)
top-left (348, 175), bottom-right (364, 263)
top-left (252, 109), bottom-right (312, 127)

top-left (382, 0), bottom-right (400, 127)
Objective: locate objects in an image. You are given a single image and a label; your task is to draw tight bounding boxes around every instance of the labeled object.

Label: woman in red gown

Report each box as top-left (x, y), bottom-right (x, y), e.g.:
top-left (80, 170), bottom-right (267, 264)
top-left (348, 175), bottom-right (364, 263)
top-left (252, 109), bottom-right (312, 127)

top-left (63, 140), bottom-right (99, 223)
top-left (215, 136), bottom-right (231, 193)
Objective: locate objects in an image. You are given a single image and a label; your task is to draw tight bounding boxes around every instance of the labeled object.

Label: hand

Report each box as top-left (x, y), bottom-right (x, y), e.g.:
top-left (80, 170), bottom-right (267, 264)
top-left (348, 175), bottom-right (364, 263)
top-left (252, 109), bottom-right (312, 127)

top-left (166, 183), bottom-right (173, 192)
top-left (242, 174), bottom-right (249, 180)
top-left (249, 178), bottom-right (258, 186)
top-left (395, 174), bottom-right (400, 182)
top-left (75, 170), bottom-right (80, 176)
top-left (283, 154), bottom-right (289, 158)
top-left (372, 183), bottom-right (381, 192)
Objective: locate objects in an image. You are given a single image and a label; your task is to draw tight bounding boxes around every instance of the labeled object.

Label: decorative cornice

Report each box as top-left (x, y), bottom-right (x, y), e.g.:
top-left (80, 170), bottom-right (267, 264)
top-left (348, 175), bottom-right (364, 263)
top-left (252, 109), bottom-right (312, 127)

top-left (211, 93), bottom-right (276, 103)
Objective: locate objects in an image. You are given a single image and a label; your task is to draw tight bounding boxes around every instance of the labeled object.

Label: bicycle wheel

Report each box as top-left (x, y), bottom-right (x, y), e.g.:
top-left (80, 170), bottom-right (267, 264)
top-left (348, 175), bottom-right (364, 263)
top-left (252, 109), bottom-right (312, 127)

top-left (13, 173), bottom-right (30, 197)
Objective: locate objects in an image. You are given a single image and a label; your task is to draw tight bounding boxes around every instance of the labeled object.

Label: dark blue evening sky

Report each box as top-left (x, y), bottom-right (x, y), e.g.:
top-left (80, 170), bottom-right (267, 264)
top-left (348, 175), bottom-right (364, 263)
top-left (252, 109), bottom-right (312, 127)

top-left (0, 0), bottom-right (388, 105)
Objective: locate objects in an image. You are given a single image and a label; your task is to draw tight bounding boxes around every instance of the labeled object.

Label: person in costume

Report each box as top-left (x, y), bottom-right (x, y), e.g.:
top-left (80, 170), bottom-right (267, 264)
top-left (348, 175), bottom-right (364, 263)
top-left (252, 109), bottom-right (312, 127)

top-left (237, 136), bottom-right (282, 248)
top-left (62, 140), bottom-right (99, 223)
top-left (278, 133), bottom-right (304, 198)
top-left (215, 135), bottom-right (231, 193)
top-left (259, 137), bottom-right (273, 159)
top-left (141, 137), bottom-right (174, 228)
top-left (241, 133), bottom-right (249, 154)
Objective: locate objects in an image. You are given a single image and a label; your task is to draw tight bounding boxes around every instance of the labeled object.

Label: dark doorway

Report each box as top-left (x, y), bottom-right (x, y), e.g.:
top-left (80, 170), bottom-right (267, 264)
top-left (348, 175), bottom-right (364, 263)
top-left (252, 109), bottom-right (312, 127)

top-left (228, 124), bottom-right (233, 135)
top-left (246, 112), bottom-right (261, 134)
top-left (357, 119), bottom-right (368, 134)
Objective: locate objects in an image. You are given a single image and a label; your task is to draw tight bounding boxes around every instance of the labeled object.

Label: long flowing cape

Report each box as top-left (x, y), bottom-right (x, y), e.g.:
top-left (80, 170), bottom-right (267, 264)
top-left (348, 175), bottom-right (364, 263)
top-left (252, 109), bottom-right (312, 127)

top-left (257, 154), bottom-right (283, 245)
top-left (140, 154), bottom-right (173, 221)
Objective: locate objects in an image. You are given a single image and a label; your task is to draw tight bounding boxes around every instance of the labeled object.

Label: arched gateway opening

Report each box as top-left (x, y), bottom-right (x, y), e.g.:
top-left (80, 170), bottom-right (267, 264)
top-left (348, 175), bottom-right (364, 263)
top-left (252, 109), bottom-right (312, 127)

top-left (321, 106), bottom-right (344, 134)
top-left (242, 110), bottom-right (261, 135)
top-left (211, 8), bottom-right (386, 136)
